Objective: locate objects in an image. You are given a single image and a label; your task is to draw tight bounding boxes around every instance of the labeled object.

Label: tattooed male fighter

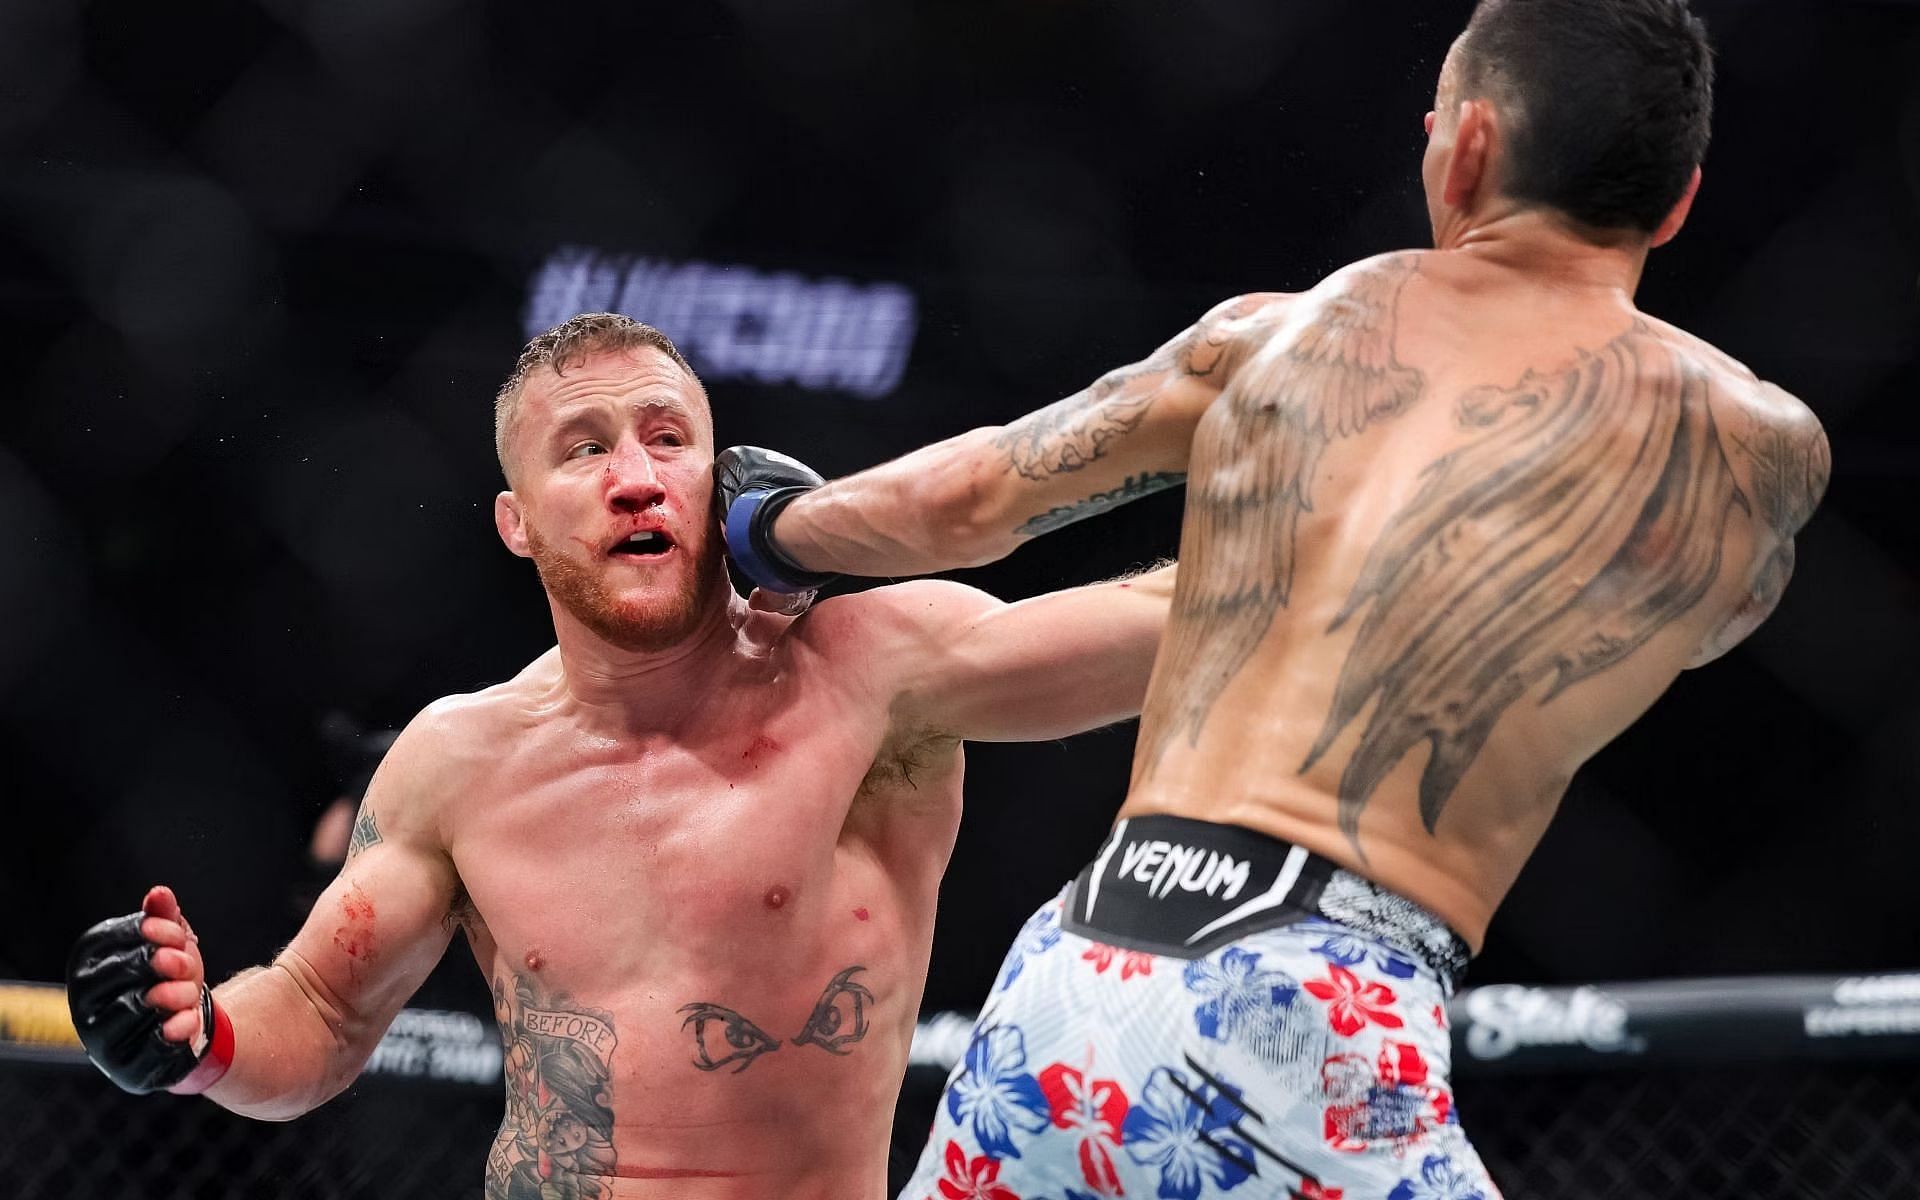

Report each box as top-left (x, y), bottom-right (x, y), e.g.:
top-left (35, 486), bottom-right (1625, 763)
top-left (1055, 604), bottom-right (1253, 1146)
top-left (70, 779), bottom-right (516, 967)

top-left (64, 313), bottom-right (1177, 1200)
top-left (731, 3), bottom-right (1829, 1196)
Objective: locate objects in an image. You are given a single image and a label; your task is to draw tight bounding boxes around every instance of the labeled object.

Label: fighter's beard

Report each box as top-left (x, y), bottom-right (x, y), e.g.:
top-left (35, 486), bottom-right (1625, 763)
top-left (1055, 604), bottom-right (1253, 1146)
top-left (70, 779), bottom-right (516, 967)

top-left (527, 527), bottom-right (727, 653)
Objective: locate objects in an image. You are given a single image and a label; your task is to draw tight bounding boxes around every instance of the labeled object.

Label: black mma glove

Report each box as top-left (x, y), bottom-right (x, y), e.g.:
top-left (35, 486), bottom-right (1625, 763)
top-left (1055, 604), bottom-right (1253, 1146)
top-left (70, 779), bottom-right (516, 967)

top-left (67, 912), bottom-right (233, 1095)
top-left (714, 445), bottom-right (839, 595)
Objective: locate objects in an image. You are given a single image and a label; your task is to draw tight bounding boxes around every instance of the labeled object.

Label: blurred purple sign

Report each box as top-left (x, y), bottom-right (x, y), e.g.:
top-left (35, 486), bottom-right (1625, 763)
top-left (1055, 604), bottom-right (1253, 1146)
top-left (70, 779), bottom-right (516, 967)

top-left (526, 247), bottom-right (917, 399)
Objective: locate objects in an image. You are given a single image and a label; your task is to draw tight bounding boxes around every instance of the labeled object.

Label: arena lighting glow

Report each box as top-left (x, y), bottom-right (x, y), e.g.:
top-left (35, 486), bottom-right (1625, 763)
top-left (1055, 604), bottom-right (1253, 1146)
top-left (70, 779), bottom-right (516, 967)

top-left (525, 247), bottom-right (918, 399)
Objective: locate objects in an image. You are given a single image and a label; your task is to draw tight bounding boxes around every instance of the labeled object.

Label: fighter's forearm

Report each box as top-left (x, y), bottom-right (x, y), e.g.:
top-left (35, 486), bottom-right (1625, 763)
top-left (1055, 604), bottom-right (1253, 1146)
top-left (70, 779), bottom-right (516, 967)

top-left (203, 955), bottom-right (372, 1121)
top-left (771, 427), bottom-right (1026, 577)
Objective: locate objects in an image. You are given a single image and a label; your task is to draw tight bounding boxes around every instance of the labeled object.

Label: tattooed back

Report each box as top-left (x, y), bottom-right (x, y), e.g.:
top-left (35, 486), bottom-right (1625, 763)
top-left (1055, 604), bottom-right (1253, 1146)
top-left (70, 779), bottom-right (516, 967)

top-left (1128, 250), bottom-right (1829, 948)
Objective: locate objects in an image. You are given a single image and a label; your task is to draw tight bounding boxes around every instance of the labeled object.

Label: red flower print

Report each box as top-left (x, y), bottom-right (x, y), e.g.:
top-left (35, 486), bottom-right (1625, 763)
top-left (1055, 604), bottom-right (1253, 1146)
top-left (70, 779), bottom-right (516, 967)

top-left (1376, 1040), bottom-right (1428, 1086)
top-left (1432, 1003), bottom-right (1448, 1030)
top-left (1303, 964), bottom-right (1405, 1037)
top-left (1296, 1180), bottom-right (1345, 1199)
top-left (1080, 942), bottom-right (1155, 980)
top-left (937, 1140), bottom-right (1022, 1200)
top-left (1039, 1064), bottom-right (1129, 1195)
top-left (1320, 1042), bottom-right (1454, 1153)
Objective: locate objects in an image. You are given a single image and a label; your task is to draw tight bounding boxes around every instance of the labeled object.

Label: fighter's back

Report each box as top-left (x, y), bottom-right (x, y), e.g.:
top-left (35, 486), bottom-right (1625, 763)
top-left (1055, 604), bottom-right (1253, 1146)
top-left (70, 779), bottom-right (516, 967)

top-left (1126, 249), bottom-right (1828, 946)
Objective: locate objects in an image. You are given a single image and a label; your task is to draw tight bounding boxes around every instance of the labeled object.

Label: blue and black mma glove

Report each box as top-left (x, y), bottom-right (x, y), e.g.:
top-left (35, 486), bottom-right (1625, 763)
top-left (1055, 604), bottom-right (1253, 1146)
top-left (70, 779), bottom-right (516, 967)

top-left (714, 446), bottom-right (840, 599)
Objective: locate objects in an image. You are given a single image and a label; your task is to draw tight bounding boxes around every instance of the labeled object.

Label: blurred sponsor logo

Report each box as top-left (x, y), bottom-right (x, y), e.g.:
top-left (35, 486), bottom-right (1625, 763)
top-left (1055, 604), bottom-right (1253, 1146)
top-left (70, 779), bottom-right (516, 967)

top-left (526, 248), bottom-right (917, 398)
top-left (1459, 985), bottom-right (1645, 1060)
top-left (365, 1008), bottom-right (502, 1083)
top-left (0, 983), bottom-right (80, 1050)
top-left (1806, 973), bottom-right (1920, 1039)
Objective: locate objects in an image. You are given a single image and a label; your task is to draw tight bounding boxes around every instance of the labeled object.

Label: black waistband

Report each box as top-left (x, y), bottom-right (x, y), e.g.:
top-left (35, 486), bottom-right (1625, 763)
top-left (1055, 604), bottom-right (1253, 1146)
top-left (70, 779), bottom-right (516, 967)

top-left (1062, 814), bottom-right (1470, 987)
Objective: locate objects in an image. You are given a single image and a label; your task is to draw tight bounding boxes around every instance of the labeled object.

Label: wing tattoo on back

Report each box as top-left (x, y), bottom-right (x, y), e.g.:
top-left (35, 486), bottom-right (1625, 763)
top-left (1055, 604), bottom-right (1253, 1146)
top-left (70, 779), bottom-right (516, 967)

top-left (1139, 256), bottom-right (1425, 773)
top-left (1303, 331), bottom-right (1748, 848)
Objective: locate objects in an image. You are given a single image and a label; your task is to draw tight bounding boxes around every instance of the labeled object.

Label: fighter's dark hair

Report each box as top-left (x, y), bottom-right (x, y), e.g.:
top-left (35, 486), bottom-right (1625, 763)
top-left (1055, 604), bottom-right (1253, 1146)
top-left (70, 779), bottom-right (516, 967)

top-left (1458, 0), bottom-right (1715, 236)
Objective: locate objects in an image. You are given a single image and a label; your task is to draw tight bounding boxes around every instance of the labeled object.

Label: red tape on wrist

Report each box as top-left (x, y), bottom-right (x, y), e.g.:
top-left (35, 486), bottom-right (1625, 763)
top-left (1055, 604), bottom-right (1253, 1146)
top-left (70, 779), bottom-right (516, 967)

top-left (167, 997), bottom-right (235, 1096)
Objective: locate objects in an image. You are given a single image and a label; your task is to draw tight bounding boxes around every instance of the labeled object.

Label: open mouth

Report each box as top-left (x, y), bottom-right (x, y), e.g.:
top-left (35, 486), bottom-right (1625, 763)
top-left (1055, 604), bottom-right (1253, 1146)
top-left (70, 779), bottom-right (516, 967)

top-left (610, 530), bottom-right (675, 559)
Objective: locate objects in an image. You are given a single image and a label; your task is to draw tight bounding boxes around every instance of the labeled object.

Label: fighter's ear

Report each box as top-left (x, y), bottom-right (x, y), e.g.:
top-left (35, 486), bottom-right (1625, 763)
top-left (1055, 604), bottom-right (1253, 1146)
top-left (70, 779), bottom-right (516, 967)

top-left (495, 491), bottom-right (532, 558)
top-left (1650, 167), bottom-right (1703, 249)
top-left (1442, 99), bottom-right (1496, 210)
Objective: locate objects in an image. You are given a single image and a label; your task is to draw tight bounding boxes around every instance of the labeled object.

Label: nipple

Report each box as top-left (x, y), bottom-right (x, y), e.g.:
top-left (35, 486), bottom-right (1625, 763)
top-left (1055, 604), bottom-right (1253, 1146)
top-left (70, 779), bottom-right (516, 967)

top-left (764, 885), bottom-right (791, 911)
top-left (524, 950), bottom-right (543, 972)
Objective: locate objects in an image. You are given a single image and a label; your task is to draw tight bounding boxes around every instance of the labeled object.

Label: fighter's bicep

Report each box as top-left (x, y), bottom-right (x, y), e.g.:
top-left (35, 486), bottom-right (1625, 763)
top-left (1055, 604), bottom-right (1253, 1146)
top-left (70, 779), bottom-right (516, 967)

top-left (900, 575), bottom-right (1170, 742)
top-left (990, 294), bottom-right (1282, 484)
top-left (277, 834), bottom-right (460, 1031)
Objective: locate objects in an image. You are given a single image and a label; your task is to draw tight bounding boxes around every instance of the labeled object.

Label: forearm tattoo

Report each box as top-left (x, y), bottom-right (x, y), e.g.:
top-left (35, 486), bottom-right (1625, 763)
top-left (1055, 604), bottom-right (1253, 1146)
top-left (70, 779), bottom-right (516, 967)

top-left (346, 806), bottom-right (381, 859)
top-left (1016, 471), bottom-right (1187, 538)
top-left (487, 974), bottom-right (619, 1200)
top-left (1140, 257), bottom-right (1425, 778)
top-left (678, 965), bottom-right (874, 1074)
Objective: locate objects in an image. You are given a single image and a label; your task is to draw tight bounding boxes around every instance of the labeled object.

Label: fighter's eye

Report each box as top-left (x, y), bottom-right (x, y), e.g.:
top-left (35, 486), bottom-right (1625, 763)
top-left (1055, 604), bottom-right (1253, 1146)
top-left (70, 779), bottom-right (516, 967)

top-left (791, 966), bottom-right (874, 1056)
top-left (567, 441), bottom-right (607, 459)
top-left (678, 1002), bottom-right (781, 1074)
top-left (654, 431), bottom-right (684, 448)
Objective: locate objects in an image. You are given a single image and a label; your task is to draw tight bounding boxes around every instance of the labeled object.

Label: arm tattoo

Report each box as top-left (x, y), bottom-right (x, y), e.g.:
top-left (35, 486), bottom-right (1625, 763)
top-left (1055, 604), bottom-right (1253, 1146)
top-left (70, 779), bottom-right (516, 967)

top-left (1303, 330), bottom-right (1745, 851)
top-left (486, 974), bottom-right (619, 1200)
top-left (1015, 471), bottom-right (1187, 537)
top-left (1735, 418), bottom-right (1830, 611)
top-left (1139, 256), bottom-right (1425, 776)
top-left (991, 302), bottom-right (1252, 482)
top-left (674, 965), bottom-right (875, 1075)
top-left (346, 805), bottom-right (382, 859)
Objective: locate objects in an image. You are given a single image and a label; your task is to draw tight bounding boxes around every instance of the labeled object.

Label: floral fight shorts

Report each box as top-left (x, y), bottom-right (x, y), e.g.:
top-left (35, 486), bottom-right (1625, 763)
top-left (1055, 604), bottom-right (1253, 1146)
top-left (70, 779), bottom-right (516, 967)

top-left (900, 815), bottom-right (1502, 1200)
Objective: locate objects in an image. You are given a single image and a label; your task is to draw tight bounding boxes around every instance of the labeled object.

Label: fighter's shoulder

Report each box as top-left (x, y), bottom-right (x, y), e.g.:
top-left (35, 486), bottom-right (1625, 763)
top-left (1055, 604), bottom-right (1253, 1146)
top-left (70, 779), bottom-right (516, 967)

top-left (800, 581), bottom-right (1000, 653)
top-left (1638, 317), bottom-right (1830, 531)
top-left (371, 658), bottom-right (556, 820)
top-left (1637, 317), bottom-right (1824, 444)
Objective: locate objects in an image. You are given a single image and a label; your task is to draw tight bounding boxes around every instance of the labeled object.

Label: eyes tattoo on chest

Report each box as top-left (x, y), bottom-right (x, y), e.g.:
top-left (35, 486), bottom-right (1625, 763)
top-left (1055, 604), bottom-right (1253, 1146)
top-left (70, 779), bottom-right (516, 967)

top-left (678, 965), bottom-right (874, 1074)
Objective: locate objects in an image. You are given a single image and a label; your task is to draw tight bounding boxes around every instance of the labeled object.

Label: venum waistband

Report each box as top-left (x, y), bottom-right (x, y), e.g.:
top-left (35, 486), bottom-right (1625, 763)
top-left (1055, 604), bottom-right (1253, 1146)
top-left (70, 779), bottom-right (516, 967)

top-left (1062, 814), bottom-right (1470, 988)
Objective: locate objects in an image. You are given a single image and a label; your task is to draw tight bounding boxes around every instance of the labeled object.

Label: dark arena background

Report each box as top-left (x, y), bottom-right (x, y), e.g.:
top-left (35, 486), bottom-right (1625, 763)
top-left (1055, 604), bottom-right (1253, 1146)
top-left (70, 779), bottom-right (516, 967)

top-left (2, 1), bottom-right (1918, 1197)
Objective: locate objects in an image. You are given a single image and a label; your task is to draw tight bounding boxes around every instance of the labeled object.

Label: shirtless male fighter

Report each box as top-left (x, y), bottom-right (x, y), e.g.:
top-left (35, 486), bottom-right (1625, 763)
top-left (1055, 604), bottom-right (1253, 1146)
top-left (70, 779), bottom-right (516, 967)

top-left (65, 314), bottom-right (1176, 1200)
top-left (727, 2), bottom-right (1830, 1196)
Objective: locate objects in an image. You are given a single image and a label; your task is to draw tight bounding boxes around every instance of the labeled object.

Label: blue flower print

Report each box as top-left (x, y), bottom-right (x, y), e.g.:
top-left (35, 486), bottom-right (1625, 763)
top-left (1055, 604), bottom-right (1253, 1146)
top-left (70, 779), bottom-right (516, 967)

top-left (995, 904), bottom-right (1064, 992)
top-left (945, 1024), bottom-right (1052, 1158)
top-left (1304, 920), bottom-right (1418, 980)
top-left (1120, 1066), bottom-right (1253, 1200)
top-left (1388, 1154), bottom-right (1488, 1200)
top-left (1183, 947), bottom-right (1301, 1042)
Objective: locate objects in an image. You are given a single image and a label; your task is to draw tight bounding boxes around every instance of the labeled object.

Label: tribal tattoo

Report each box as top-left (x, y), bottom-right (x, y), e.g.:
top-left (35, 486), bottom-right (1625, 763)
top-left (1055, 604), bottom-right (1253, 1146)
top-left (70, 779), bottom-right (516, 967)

top-left (486, 974), bottom-right (619, 1200)
top-left (346, 805), bottom-right (382, 859)
top-left (1140, 256), bottom-right (1426, 774)
top-left (1732, 405), bottom-right (1831, 615)
top-left (677, 965), bottom-right (874, 1074)
top-left (1303, 328), bottom-right (1745, 849)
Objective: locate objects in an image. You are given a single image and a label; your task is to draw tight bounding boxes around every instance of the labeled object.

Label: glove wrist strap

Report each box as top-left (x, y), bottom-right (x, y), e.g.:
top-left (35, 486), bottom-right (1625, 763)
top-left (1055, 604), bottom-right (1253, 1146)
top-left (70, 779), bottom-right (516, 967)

top-left (726, 487), bottom-right (837, 593)
top-left (167, 991), bottom-right (235, 1096)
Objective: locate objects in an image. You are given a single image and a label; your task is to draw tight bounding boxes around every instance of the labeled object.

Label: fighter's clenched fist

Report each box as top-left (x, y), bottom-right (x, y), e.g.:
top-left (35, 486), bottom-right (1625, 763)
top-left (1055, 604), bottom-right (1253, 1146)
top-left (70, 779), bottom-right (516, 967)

top-left (66, 885), bottom-right (234, 1095)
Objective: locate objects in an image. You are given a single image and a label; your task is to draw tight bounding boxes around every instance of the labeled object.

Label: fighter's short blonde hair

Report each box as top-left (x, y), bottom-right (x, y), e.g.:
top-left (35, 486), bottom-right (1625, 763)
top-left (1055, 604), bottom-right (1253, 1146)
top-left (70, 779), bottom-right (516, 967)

top-left (494, 313), bottom-right (699, 481)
